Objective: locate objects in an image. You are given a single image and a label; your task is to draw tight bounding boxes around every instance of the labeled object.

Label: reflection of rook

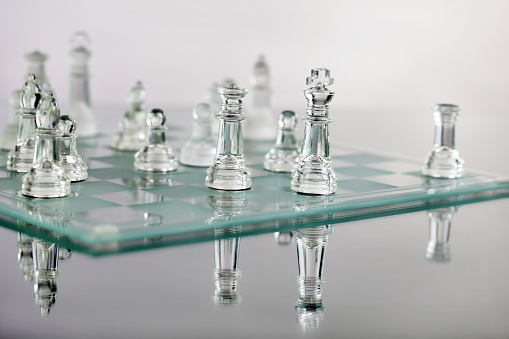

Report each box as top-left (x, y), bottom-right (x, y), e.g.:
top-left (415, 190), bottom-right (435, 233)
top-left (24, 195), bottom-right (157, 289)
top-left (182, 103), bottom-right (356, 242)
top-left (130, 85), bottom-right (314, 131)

top-left (426, 207), bottom-right (456, 262)
top-left (294, 225), bottom-right (331, 332)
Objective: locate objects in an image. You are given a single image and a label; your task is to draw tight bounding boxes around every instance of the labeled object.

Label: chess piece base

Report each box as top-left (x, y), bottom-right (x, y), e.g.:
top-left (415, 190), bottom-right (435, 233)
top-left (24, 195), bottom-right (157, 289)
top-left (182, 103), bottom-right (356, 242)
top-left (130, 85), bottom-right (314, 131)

top-left (205, 156), bottom-right (252, 191)
top-left (422, 146), bottom-right (464, 179)
top-left (291, 156), bottom-right (337, 195)
top-left (7, 145), bottom-right (35, 173)
top-left (134, 145), bottom-right (178, 173)
top-left (60, 155), bottom-right (88, 182)
top-left (264, 148), bottom-right (299, 172)
top-left (21, 160), bottom-right (71, 198)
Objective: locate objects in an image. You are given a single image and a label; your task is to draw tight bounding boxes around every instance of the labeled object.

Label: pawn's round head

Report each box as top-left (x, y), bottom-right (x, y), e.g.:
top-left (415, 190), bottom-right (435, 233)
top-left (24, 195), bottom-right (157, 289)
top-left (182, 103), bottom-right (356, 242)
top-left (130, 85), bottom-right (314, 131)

top-left (192, 103), bottom-right (211, 120)
top-left (279, 110), bottom-right (297, 129)
top-left (58, 115), bottom-right (77, 135)
top-left (146, 108), bottom-right (166, 127)
top-left (20, 74), bottom-right (42, 112)
top-left (36, 91), bottom-right (60, 130)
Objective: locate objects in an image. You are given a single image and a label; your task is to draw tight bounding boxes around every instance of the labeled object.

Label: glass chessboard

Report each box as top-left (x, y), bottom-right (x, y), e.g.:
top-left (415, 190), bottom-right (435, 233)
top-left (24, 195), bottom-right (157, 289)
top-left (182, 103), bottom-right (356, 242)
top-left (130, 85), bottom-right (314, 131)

top-left (0, 133), bottom-right (508, 255)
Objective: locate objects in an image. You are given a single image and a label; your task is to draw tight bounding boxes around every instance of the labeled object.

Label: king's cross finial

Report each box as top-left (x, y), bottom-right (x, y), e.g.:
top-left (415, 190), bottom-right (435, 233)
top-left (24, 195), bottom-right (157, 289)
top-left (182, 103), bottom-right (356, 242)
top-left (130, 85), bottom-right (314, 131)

top-left (306, 68), bottom-right (334, 88)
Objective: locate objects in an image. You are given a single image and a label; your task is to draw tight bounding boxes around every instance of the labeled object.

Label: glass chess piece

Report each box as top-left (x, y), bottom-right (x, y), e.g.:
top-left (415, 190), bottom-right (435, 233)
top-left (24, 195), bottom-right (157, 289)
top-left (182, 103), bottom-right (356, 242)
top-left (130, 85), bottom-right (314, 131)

top-left (274, 231), bottom-right (293, 245)
top-left (58, 115), bottom-right (88, 182)
top-left (68, 31), bottom-right (98, 137)
top-left (111, 81), bottom-right (147, 151)
top-left (180, 103), bottom-right (216, 167)
top-left (22, 91), bottom-right (71, 198)
top-left (32, 238), bottom-right (60, 316)
top-left (134, 108), bottom-right (178, 173)
top-left (207, 78), bottom-right (236, 136)
top-left (425, 207), bottom-right (456, 262)
top-left (205, 83), bottom-right (252, 191)
top-left (294, 225), bottom-right (331, 332)
top-left (7, 75), bottom-right (42, 172)
top-left (291, 68), bottom-right (337, 195)
top-left (264, 110), bottom-right (300, 172)
top-left (211, 227), bottom-right (241, 305)
top-left (244, 55), bottom-right (276, 141)
top-left (422, 104), bottom-right (465, 178)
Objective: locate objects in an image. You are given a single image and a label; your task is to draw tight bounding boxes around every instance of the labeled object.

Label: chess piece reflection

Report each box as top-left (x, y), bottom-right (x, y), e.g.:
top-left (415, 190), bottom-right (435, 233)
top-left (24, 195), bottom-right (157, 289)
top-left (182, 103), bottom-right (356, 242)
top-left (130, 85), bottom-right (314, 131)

top-left (244, 55), bottom-right (275, 141)
top-left (426, 207), bottom-right (457, 262)
top-left (294, 225), bottom-right (332, 332)
top-left (205, 83), bottom-right (251, 190)
top-left (31, 238), bottom-right (73, 316)
top-left (68, 31), bottom-right (98, 137)
top-left (291, 68), bottom-right (337, 195)
top-left (111, 81), bottom-right (147, 151)
top-left (17, 232), bottom-right (34, 281)
top-left (1, 51), bottom-right (49, 151)
top-left (7, 75), bottom-right (42, 173)
top-left (274, 231), bottom-right (293, 245)
top-left (212, 228), bottom-right (241, 305)
top-left (206, 193), bottom-right (249, 224)
top-left (264, 111), bottom-right (300, 172)
top-left (422, 104), bottom-right (464, 178)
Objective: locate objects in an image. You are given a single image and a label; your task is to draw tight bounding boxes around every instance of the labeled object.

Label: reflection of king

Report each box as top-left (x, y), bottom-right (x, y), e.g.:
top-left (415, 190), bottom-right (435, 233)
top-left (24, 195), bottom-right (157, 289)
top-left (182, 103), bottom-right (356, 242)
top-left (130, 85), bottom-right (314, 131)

top-left (294, 225), bottom-right (332, 331)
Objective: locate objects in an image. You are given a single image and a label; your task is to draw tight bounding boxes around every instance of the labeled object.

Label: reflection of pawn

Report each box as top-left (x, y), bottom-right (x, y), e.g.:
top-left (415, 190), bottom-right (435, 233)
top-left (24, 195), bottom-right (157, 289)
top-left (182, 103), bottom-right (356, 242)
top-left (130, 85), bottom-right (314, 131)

top-left (68, 31), bottom-right (98, 137)
top-left (180, 103), bottom-right (216, 167)
top-left (291, 68), bottom-right (337, 195)
top-left (32, 239), bottom-right (60, 316)
top-left (7, 75), bottom-right (42, 172)
top-left (58, 115), bottom-right (88, 182)
top-left (295, 225), bottom-right (331, 332)
top-left (22, 91), bottom-right (71, 198)
top-left (111, 81), bottom-right (147, 151)
top-left (17, 232), bottom-right (34, 282)
top-left (205, 83), bottom-right (251, 190)
top-left (274, 231), bottom-right (293, 245)
top-left (422, 104), bottom-right (464, 178)
top-left (264, 111), bottom-right (299, 172)
top-left (244, 55), bottom-right (275, 141)
top-left (212, 228), bottom-right (241, 305)
top-left (426, 207), bottom-right (456, 262)
top-left (134, 109), bottom-right (178, 173)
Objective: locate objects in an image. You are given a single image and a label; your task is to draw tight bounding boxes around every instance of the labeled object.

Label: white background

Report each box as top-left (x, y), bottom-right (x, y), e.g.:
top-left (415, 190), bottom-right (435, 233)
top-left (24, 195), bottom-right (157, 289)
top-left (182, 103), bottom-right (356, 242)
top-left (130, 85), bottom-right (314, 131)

top-left (0, 0), bottom-right (508, 174)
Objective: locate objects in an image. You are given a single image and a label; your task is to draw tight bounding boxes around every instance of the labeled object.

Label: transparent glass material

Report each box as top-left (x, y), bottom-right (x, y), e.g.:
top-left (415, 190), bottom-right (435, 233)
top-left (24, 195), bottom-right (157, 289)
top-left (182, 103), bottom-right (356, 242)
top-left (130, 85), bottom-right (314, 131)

top-left (134, 109), bottom-right (178, 173)
top-left (264, 110), bottom-right (300, 172)
top-left (244, 55), bottom-right (276, 141)
top-left (111, 81), bottom-right (147, 151)
top-left (291, 68), bottom-right (337, 195)
top-left (7, 75), bottom-right (42, 172)
top-left (58, 116), bottom-right (88, 182)
top-left (205, 84), bottom-right (252, 190)
top-left (68, 31), bottom-right (98, 137)
top-left (422, 104), bottom-right (465, 178)
top-left (212, 228), bottom-right (241, 305)
top-left (180, 103), bottom-right (216, 167)
top-left (32, 238), bottom-right (60, 316)
top-left (425, 207), bottom-right (456, 262)
top-left (294, 225), bottom-right (331, 332)
top-left (22, 91), bottom-right (71, 198)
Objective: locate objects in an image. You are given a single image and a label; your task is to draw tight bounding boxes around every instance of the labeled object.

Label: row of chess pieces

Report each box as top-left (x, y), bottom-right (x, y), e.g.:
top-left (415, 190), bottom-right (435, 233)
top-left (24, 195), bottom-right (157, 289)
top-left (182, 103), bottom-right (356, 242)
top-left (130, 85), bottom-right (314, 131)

top-left (14, 205), bottom-right (457, 328)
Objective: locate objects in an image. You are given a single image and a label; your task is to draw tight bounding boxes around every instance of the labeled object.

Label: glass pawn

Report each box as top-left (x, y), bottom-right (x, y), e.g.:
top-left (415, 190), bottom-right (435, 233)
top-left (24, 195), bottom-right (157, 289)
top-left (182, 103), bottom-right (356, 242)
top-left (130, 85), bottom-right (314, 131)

top-left (134, 108), bottom-right (178, 173)
top-left (291, 68), bottom-right (337, 195)
top-left (7, 75), bottom-right (42, 172)
top-left (422, 104), bottom-right (465, 178)
top-left (205, 83), bottom-right (251, 190)
top-left (180, 103), bottom-right (216, 167)
top-left (244, 55), bottom-right (275, 141)
top-left (264, 110), bottom-right (299, 172)
top-left (111, 81), bottom-right (147, 151)
top-left (68, 31), bottom-right (98, 137)
top-left (22, 91), bottom-right (71, 198)
top-left (58, 115), bottom-right (88, 182)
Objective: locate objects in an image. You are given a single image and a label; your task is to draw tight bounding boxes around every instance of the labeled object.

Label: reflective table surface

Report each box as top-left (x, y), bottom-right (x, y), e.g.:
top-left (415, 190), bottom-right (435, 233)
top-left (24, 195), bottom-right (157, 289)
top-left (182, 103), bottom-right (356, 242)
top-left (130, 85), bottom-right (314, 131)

top-left (1, 197), bottom-right (509, 338)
